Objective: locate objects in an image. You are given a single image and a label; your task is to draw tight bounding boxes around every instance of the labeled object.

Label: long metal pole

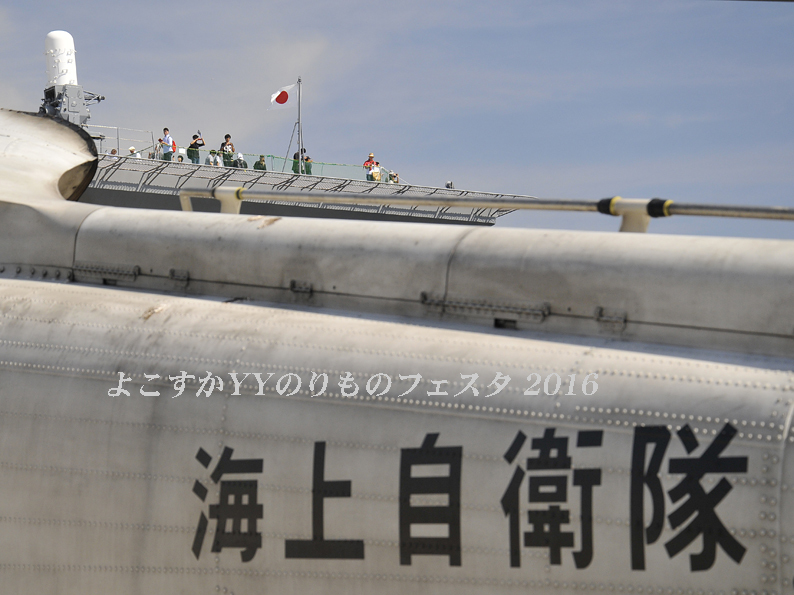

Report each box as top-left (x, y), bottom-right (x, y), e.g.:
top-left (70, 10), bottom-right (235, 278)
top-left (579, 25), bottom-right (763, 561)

top-left (282, 121), bottom-right (298, 173)
top-left (665, 203), bottom-right (794, 220)
top-left (297, 76), bottom-right (303, 175)
top-left (180, 187), bottom-right (794, 222)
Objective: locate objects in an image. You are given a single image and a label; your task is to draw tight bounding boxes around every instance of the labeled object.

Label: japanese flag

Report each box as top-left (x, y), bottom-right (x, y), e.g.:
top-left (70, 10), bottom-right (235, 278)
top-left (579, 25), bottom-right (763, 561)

top-left (269, 84), bottom-right (297, 110)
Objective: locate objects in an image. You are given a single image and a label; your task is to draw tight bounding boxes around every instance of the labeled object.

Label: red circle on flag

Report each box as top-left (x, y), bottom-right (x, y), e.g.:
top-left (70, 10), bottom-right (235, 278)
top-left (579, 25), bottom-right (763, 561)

top-left (276, 91), bottom-right (289, 104)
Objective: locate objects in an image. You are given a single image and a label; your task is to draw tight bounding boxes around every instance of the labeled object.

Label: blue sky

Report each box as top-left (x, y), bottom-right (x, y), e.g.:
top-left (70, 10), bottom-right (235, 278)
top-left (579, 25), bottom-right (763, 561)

top-left (1, 1), bottom-right (792, 238)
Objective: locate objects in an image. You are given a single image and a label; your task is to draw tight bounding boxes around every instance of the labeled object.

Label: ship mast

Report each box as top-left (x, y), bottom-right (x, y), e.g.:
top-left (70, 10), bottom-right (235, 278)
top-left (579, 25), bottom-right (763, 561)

top-left (297, 76), bottom-right (304, 174)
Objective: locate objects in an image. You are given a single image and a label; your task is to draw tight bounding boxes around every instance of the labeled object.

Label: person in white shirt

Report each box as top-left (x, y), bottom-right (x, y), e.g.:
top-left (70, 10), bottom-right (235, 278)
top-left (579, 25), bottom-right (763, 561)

top-left (159, 127), bottom-right (174, 161)
top-left (204, 149), bottom-right (223, 166)
top-left (369, 161), bottom-right (382, 182)
top-left (127, 146), bottom-right (141, 158)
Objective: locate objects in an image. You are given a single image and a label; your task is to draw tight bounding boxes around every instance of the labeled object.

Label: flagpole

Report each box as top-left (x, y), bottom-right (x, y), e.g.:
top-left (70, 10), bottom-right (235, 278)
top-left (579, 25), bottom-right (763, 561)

top-left (297, 76), bottom-right (303, 174)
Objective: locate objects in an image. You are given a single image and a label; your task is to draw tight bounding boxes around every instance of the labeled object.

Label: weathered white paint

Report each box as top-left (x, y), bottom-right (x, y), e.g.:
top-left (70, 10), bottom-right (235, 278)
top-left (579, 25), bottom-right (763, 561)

top-left (0, 101), bottom-right (793, 595)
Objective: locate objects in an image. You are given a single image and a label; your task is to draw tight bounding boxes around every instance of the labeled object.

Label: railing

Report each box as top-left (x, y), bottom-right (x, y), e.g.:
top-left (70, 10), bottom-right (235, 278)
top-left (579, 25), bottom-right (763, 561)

top-left (84, 125), bottom-right (399, 183)
top-left (183, 149), bottom-right (393, 183)
top-left (84, 124), bottom-right (156, 158)
top-left (91, 153), bottom-right (794, 231)
top-left (89, 154), bottom-right (514, 224)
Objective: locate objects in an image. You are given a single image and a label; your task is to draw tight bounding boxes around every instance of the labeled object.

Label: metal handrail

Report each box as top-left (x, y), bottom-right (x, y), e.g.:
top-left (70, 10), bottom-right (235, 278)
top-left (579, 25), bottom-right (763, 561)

top-left (180, 187), bottom-right (794, 225)
top-left (90, 156), bottom-right (513, 223)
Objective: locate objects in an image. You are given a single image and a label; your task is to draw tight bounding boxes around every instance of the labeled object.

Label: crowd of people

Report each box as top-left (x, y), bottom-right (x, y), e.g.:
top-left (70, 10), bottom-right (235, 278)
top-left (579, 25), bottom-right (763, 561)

top-left (108, 128), bottom-right (255, 170)
top-left (158, 129), bottom-right (256, 169)
top-left (107, 127), bottom-right (400, 183)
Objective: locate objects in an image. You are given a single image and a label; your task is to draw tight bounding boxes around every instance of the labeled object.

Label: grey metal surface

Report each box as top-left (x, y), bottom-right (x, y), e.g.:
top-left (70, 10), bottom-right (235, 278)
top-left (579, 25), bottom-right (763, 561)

top-left (2, 203), bottom-right (786, 358)
top-left (40, 84), bottom-right (92, 127)
top-left (81, 185), bottom-right (493, 225)
top-left (182, 185), bottom-right (596, 212)
top-left (87, 154), bottom-right (515, 224)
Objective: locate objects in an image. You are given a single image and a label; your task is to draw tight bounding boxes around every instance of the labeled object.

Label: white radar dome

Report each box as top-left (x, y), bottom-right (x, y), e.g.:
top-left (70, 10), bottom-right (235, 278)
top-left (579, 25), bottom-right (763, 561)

top-left (45, 30), bottom-right (78, 87)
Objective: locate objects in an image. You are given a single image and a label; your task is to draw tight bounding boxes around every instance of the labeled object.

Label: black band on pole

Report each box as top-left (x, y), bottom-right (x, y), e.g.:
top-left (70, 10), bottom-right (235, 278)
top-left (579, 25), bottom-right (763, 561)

top-left (647, 198), bottom-right (670, 218)
top-left (597, 198), bottom-right (614, 216)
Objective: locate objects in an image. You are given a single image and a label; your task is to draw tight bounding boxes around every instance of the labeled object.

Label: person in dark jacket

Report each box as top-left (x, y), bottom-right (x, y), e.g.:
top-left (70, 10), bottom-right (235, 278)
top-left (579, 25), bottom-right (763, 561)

top-left (291, 148), bottom-right (306, 173)
top-left (220, 134), bottom-right (235, 166)
top-left (186, 134), bottom-right (205, 164)
top-left (232, 153), bottom-right (248, 169)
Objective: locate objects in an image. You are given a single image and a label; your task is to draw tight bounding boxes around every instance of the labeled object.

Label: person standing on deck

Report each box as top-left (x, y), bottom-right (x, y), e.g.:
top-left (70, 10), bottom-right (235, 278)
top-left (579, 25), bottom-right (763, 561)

top-left (220, 134), bottom-right (235, 166)
top-left (205, 149), bottom-right (222, 166)
top-left (187, 134), bottom-right (205, 164)
top-left (363, 152), bottom-right (375, 181)
top-left (292, 148), bottom-right (306, 174)
top-left (232, 153), bottom-right (248, 168)
top-left (159, 128), bottom-right (174, 161)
